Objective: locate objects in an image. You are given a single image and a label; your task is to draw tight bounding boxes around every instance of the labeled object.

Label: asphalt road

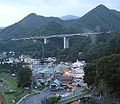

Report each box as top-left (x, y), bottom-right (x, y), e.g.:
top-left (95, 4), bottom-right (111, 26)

top-left (18, 88), bottom-right (57, 104)
top-left (17, 87), bottom-right (84, 104)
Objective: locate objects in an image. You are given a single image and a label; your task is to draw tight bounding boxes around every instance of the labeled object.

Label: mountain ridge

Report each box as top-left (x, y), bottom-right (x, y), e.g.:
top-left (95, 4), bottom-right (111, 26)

top-left (71, 4), bottom-right (120, 32)
top-left (0, 4), bottom-right (120, 39)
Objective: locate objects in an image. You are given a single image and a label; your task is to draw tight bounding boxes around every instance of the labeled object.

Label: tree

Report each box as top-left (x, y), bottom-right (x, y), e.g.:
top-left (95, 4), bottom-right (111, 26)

top-left (41, 96), bottom-right (61, 104)
top-left (96, 54), bottom-right (120, 97)
top-left (84, 62), bottom-right (97, 86)
top-left (84, 54), bottom-right (120, 98)
top-left (17, 67), bottom-right (32, 88)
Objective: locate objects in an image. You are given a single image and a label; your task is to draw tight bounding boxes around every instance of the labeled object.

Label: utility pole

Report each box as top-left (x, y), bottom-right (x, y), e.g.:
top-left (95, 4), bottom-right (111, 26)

top-left (41, 44), bottom-right (45, 65)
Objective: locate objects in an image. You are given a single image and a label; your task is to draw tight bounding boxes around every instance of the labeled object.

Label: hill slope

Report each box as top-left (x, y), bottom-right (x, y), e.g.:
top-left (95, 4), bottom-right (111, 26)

top-left (71, 4), bottom-right (120, 32)
top-left (0, 13), bottom-right (70, 39)
top-left (0, 4), bottom-right (120, 39)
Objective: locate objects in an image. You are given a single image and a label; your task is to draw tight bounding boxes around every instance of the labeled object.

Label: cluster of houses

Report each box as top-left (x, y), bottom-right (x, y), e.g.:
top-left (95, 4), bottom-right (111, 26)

top-left (0, 51), bottom-right (15, 59)
top-left (0, 54), bottom-right (31, 64)
top-left (32, 59), bottom-right (87, 91)
top-left (0, 52), bottom-right (87, 92)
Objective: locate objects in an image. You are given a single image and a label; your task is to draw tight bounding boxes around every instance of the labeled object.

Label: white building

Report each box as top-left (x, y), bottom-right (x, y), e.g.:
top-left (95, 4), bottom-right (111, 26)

top-left (45, 57), bottom-right (56, 62)
top-left (72, 60), bottom-right (85, 68)
top-left (31, 59), bottom-right (40, 65)
top-left (72, 60), bottom-right (86, 80)
top-left (72, 68), bottom-right (84, 79)
top-left (19, 55), bottom-right (32, 63)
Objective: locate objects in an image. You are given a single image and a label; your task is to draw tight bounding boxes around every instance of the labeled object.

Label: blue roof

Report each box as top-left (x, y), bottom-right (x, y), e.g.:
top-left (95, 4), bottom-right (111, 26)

top-left (52, 79), bottom-right (61, 86)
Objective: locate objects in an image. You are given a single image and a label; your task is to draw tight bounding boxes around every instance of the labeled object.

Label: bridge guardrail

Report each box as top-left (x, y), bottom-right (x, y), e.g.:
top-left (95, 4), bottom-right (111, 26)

top-left (57, 90), bottom-right (90, 104)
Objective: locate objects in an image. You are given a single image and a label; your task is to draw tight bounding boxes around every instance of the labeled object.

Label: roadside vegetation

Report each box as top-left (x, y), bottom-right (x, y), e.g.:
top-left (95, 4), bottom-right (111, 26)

top-left (0, 62), bottom-right (32, 104)
top-left (0, 72), bottom-right (29, 104)
top-left (41, 96), bottom-right (61, 104)
top-left (84, 54), bottom-right (120, 100)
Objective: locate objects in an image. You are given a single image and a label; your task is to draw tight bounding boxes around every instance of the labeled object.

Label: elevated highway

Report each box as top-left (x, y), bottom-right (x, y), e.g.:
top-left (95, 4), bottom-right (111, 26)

top-left (11, 32), bottom-right (99, 49)
top-left (11, 32), bottom-right (99, 41)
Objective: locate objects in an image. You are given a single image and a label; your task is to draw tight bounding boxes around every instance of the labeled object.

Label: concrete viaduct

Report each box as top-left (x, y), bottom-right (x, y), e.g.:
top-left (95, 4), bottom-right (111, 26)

top-left (11, 32), bottom-right (99, 49)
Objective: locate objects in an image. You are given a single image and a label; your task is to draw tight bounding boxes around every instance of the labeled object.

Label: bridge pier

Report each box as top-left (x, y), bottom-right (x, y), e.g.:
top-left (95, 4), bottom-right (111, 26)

top-left (63, 37), bottom-right (69, 49)
top-left (44, 38), bottom-right (47, 44)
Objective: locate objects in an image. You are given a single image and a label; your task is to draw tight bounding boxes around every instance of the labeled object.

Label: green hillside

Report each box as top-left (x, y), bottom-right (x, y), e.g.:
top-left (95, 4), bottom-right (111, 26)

top-left (0, 4), bottom-right (120, 40)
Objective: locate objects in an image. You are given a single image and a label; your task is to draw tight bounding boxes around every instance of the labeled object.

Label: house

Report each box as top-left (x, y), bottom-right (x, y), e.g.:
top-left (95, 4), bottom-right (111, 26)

top-left (32, 64), bottom-right (46, 74)
top-left (45, 57), bottom-right (56, 62)
top-left (49, 79), bottom-right (62, 91)
top-left (58, 75), bottom-right (73, 85)
top-left (38, 66), bottom-right (54, 75)
top-left (33, 72), bottom-right (53, 86)
top-left (31, 59), bottom-right (40, 65)
top-left (37, 79), bottom-right (46, 86)
top-left (72, 60), bottom-right (85, 69)
top-left (19, 55), bottom-right (32, 63)
top-left (72, 60), bottom-right (85, 80)
top-left (72, 67), bottom-right (84, 79)
top-left (0, 53), bottom-right (6, 59)
top-left (5, 57), bottom-right (15, 64)
top-left (54, 63), bottom-right (68, 73)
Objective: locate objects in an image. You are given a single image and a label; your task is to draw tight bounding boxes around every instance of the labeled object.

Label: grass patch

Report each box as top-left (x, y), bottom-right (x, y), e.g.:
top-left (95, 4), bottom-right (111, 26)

top-left (0, 72), bottom-right (29, 104)
top-left (0, 73), bottom-right (17, 92)
top-left (36, 85), bottom-right (45, 91)
top-left (6, 94), bottom-right (15, 104)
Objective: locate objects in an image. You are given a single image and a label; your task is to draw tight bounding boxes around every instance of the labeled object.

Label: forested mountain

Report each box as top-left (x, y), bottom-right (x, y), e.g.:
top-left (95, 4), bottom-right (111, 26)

top-left (0, 4), bottom-right (120, 39)
top-left (70, 4), bottom-right (120, 32)
top-left (0, 13), bottom-right (68, 39)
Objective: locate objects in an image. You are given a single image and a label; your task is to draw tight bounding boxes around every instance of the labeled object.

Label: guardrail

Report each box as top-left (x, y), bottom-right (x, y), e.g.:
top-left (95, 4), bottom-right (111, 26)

top-left (11, 32), bottom-right (99, 41)
top-left (57, 90), bottom-right (90, 104)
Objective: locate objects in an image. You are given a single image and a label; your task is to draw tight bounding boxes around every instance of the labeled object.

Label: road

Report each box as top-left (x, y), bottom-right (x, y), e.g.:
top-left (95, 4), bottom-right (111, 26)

top-left (18, 86), bottom-right (119, 104)
top-left (18, 88), bottom-right (59, 104)
top-left (17, 86), bottom-right (86, 104)
top-left (17, 87), bottom-right (75, 104)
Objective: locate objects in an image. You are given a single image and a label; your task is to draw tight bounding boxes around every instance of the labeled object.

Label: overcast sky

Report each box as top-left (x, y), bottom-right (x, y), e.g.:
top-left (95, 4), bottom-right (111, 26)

top-left (0, 0), bottom-right (120, 27)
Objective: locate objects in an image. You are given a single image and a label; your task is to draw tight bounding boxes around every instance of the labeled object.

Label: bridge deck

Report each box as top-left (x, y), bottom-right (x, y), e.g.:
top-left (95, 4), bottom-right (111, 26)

top-left (57, 92), bottom-right (90, 104)
top-left (11, 32), bottom-right (99, 41)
